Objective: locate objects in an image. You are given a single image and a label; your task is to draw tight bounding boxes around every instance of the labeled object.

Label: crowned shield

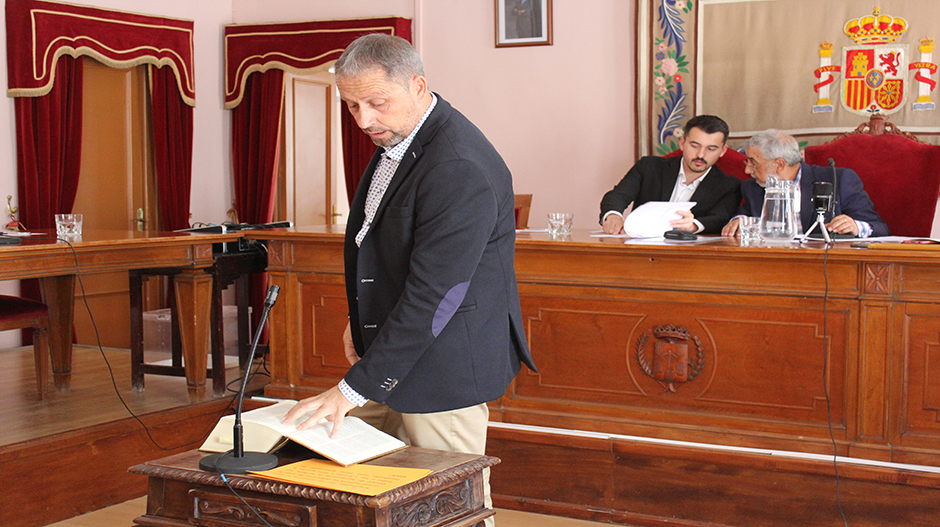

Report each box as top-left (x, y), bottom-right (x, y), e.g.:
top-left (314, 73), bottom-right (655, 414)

top-left (840, 44), bottom-right (909, 115)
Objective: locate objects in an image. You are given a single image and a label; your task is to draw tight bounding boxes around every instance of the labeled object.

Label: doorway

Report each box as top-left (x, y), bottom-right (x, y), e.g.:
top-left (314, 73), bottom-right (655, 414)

top-left (71, 57), bottom-right (158, 348)
top-left (278, 70), bottom-right (349, 227)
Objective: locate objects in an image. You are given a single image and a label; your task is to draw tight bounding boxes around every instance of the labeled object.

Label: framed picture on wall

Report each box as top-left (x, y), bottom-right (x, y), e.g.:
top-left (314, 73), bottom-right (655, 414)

top-left (495, 0), bottom-right (552, 47)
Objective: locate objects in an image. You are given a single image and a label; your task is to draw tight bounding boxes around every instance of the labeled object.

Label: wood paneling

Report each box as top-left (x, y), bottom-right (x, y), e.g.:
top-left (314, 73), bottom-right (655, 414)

top-left (249, 227), bottom-right (940, 526)
top-left (489, 428), bottom-right (940, 527)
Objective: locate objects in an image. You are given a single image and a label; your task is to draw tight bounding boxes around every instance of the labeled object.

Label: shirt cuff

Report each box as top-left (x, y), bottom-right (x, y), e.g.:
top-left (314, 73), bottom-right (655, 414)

top-left (601, 210), bottom-right (623, 223)
top-left (856, 220), bottom-right (872, 238)
top-left (338, 379), bottom-right (368, 407)
top-left (692, 219), bottom-right (704, 234)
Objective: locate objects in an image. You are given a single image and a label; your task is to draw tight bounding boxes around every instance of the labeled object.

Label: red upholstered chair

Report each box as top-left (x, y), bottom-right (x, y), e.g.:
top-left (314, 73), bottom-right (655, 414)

top-left (664, 147), bottom-right (750, 182)
top-left (804, 115), bottom-right (940, 237)
top-left (0, 295), bottom-right (51, 398)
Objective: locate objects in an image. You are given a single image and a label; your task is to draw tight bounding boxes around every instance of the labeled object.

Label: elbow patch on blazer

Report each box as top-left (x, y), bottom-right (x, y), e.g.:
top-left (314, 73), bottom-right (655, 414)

top-left (432, 281), bottom-right (470, 337)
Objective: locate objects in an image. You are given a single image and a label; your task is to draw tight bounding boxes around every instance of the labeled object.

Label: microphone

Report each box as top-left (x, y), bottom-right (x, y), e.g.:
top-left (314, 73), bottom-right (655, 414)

top-left (812, 181), bottom-right (833, 214)
top-left (199, 284), bottom-right (281, 474)
top-left (800, 182), bottom-right (836, 244)
top-left (828, 158), bottom-right (839, 215)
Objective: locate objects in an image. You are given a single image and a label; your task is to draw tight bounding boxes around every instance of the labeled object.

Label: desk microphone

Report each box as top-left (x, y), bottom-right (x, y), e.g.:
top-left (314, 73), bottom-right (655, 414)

top-left (800, 182), bottom-right (834, 244)
top-left (828, 158), bottom-right (839, 215)
top-left (199, 284), bottom-right (280, 474)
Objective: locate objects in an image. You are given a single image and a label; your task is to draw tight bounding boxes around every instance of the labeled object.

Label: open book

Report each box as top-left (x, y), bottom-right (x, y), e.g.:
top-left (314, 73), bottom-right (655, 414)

top-left (199, 400), bottom-right (406, 467)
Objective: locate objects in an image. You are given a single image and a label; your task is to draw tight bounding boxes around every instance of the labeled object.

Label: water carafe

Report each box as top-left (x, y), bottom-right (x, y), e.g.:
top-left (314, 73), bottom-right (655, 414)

top-left (759, 176), bottom-right (797, 241)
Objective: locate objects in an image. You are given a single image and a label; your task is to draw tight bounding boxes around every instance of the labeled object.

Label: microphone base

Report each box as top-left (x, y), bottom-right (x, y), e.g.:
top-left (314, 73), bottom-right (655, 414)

top-left (800, 212), bottom-right (832, 244)
top-left (199, 451), bottom-right (279, 474)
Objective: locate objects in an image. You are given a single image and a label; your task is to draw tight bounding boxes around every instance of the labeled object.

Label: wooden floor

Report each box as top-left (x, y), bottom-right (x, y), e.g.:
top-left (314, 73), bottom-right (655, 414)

top-left (1, 345), bottom-right (613, 527)
top-left (45, 496), bottom-right (613, 527)
top-left (1, 345), bottom-right (241, 447)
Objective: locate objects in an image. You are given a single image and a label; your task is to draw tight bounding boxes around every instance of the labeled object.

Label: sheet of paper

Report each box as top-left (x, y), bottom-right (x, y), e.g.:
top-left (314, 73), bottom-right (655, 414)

top-left (622, 201), bottom-right (696, 238)
top-left (251, 458), bottom-right (432, 496)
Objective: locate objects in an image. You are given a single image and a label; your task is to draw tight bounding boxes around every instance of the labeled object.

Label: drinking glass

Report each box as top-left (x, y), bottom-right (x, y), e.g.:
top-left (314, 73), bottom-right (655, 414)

top-left (55, 213), bottom-right (83, 237)
top-left (547, 213), bottom-right (573, 236)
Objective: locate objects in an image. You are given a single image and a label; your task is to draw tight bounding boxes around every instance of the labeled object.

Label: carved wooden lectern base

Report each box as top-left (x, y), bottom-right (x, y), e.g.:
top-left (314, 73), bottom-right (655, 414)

top-left (129, 448), bottom-right (498, 527)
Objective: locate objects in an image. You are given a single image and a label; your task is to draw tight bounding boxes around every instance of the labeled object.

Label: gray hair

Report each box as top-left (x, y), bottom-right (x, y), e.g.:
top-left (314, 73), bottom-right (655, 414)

top-left (334, 34), bottom-right (425, 87)
top-left (743, 129), bottom-right (802, 167)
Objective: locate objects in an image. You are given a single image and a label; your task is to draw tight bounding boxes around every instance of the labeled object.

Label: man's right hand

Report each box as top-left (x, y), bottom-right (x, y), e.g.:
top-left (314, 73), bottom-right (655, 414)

top-left (721, 217), bottom-right (740, 237)
top-left (602, 215), bottom-right (625, 235)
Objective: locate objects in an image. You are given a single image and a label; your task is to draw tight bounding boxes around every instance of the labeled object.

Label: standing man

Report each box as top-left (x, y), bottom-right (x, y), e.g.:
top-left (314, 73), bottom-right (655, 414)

top-left (720, 129), bottom-right (889, 237)
top-left (283, 34), bottom-right (536, 524)
top-left (600, 115), bottom-right (741, 235)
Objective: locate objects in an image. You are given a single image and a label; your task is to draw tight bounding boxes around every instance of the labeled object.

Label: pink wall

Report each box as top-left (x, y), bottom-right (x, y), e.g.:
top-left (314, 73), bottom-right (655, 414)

top-left (231, 0), bottom-right (637, 231)
top-left (418, 0), bottom-right (636, 231)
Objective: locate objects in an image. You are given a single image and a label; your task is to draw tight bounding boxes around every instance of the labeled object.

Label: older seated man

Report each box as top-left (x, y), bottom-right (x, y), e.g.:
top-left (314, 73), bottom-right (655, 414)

top-left (721, 129), bottom-right (889, 238)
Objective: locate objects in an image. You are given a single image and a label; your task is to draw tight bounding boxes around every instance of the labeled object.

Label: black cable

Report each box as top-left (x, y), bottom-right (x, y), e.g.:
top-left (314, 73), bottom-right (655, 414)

top-left (50, 235), bottom-right (257, 451)
top-left (821, 242), bottom-right (849, 527)
top-left (219, 473), bottom-right (275, 527)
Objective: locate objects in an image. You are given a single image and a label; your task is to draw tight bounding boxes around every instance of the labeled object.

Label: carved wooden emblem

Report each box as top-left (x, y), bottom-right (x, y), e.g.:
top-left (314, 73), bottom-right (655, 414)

top-left (391, 480), bottom-right (471, 527)
top-left (636, 324), bottom-right (705, 393)
top-left (864, 263), bottom-right (891, 294)
top-left (268, 240), bottom-right (286, 267)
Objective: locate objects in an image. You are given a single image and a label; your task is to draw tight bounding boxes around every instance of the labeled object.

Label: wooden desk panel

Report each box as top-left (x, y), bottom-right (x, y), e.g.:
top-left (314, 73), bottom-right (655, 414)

top-left (250, 227), bottom-right (940, 525)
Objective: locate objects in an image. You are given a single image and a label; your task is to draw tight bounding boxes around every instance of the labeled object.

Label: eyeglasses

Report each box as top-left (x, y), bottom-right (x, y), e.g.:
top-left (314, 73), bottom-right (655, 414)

top-left (744, 157), bottom-right (767, 169)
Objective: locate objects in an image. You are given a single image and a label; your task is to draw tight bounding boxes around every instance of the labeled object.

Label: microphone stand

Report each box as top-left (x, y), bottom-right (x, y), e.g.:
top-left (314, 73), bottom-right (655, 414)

top-left (199, 285), bottom-right (281, 474)
top-left (800, 181), bottom-right (834, 244)
top-left (800, 209), bottom-right (832, 244)
top-left (829, 158), bottom-right (839, 215)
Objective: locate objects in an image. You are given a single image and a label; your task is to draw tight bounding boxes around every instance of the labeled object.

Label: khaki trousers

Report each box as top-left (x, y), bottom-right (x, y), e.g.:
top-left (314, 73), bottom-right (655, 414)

top-left (351, 401), bottom-right (494, 526)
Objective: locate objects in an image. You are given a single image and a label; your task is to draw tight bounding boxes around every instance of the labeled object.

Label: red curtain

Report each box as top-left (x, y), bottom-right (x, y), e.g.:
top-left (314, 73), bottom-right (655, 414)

top-left (232, 69), bottom-right (284, 226)
top-left (232, 69), bottom-right (284, 333)
top-left (14, 56), bottom-right (84, 342)
top-left (15, 56), bottom-right (84, 230)
top-left (150, 65), bottom-right (194, 231)
top-left (341, 103), bottom-right (377, 203)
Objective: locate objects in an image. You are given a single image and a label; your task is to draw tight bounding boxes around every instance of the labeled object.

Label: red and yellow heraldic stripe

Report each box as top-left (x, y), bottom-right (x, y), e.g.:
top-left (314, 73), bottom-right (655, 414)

top-left (844, 79), bottom-right (873, 110)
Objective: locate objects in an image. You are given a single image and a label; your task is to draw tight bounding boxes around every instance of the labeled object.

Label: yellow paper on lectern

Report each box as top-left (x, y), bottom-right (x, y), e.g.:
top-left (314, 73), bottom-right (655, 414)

top-left (251, 459), bottom-right (432, 496)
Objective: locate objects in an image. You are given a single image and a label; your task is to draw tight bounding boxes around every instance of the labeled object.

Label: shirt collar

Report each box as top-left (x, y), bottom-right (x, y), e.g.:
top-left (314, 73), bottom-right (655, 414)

top-left (678, 161), bottom-right (712, 187)
top-left (383, 93), bottom-right (438, 162)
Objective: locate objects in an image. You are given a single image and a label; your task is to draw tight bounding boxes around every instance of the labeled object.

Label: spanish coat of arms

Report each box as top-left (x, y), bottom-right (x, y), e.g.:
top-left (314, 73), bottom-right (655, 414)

top-left (813, 7), bottom-right (937, 115)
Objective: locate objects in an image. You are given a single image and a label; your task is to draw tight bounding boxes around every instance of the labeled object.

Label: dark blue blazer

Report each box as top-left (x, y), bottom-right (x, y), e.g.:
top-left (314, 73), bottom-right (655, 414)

top-left (343, 95), bottom-right (536, 414)
top-left (738, 161), bottom-right (889, 237)
top-left (599, 156), bottom-right (741, 234)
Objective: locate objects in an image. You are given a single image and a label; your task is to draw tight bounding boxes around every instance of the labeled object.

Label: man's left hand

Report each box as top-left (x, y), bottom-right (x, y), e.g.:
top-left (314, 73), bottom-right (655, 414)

top-left (669, 210), bottom-right (696, 232)
top-left (825, 214), bottom-right (859, 236)
top-left (281, 386), bottom-right (357, 438)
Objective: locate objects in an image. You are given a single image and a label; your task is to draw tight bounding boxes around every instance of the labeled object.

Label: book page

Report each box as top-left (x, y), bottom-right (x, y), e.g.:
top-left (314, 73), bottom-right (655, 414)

top-left (285, 416), bottom-right (406, 466)
top-left (238, 400), bottom-right (328, 435)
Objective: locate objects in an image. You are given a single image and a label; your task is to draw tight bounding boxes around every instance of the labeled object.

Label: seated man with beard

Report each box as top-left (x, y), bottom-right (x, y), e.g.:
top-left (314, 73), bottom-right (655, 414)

top-left (600, 115), bottom-right (741, 235)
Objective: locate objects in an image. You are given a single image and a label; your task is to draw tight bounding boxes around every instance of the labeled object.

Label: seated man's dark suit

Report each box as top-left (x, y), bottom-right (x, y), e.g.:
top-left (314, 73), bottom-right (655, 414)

top-left (344, 94), bottom-right (537, 414)
top-left (738, 161), bottom-right (890, 237)
top-left (599, 156), bottom-right (741, 234)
